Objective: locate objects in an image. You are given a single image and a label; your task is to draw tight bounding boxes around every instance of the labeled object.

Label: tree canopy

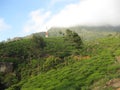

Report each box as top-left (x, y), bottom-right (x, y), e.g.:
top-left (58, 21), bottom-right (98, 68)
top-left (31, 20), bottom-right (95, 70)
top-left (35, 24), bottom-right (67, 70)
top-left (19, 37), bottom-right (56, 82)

top-left (65, 29), bottom-right (83, 49)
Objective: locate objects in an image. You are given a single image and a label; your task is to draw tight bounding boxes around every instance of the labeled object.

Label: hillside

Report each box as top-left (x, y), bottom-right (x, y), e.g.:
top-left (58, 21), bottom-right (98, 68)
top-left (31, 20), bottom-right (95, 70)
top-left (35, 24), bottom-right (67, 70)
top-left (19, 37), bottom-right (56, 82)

top-left (0, 30), bottom-right (120, 90)
top-left (10, 26), bottom-right (120, 41)
top-left (47, 26), bottom-right (120, 40)
top-left (6, 36), bottom-right (120, 90)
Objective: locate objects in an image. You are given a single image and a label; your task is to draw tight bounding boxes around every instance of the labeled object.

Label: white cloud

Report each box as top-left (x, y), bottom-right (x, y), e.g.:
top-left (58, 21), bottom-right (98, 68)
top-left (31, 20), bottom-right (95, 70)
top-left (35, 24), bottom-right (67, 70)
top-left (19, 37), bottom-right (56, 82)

top-left (23, 9), bottom-right (51, 34)
top-left (23, 0), bottom-right (120, 33)
top-left (0, 18), bottom-right (11, 31)
top-left (46, 0), bottom-right (120, 28)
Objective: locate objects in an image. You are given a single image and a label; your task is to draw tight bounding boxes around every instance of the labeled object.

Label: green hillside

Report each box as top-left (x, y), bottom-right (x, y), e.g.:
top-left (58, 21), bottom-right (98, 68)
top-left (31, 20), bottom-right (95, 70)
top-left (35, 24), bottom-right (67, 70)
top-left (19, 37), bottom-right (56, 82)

top-left (7, 36), bottom-right (120, 90)
top-left (0, 30), bottom-right (120, 90)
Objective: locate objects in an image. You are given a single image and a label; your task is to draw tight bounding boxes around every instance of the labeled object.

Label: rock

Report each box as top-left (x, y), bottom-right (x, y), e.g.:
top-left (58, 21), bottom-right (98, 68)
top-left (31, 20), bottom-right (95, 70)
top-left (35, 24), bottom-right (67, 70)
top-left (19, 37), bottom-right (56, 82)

top-left (106, 78), bottom-right (120, 88)
top-left (0, 62), bottom-right (13, 73)
top-left (116, 56), bottom-right (120, 63)
top-left (117, 88), bottom-right (120, 90)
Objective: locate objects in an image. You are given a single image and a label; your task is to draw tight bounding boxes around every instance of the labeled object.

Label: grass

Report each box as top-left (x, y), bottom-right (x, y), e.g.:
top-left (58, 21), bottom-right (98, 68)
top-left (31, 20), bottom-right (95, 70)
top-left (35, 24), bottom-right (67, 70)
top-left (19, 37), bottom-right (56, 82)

top-left (4, 36), bottom-right (120, 90)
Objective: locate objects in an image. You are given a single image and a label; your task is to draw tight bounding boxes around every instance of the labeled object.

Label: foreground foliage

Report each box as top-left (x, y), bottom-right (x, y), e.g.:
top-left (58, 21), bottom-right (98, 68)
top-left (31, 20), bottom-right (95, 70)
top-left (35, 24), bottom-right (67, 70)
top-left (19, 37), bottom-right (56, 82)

top-left (0, 31), bottom-right (120, 90)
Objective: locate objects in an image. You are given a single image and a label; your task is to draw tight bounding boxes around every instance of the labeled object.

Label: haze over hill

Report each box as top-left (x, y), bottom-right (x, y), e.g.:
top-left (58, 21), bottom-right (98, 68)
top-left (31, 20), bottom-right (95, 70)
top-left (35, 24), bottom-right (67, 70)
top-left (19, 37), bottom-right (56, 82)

top-left (6, 25), bottom-right (120, 42)
top-left (24, 25), bottom-right (120, 41)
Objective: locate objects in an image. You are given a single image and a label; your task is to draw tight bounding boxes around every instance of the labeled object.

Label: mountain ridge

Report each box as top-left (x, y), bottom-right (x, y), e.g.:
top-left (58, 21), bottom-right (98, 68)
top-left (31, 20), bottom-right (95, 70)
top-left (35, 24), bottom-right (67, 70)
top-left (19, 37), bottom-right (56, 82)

top-left (4, 25), bottom-right (120, 42)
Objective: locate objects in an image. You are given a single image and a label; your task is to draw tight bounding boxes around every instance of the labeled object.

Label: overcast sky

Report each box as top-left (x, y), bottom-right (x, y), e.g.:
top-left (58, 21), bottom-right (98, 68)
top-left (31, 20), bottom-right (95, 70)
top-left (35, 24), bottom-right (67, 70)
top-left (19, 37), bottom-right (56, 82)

top-left (0, 0), bottom-right (120, 41)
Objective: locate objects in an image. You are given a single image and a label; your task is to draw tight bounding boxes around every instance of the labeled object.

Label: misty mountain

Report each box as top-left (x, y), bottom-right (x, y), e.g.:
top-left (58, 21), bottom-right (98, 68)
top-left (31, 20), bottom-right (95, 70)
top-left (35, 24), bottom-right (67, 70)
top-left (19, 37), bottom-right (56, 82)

top-left (47, 25), bottom-right (120, 40)
top-left (10, 25), bottom-right (120, 42)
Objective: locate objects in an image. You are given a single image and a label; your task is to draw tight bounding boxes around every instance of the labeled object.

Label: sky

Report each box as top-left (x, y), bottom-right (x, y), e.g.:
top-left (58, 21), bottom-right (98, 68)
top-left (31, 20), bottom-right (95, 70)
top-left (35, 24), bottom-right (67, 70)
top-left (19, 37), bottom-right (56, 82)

top-left (0, 0), bottom-right (120, 41)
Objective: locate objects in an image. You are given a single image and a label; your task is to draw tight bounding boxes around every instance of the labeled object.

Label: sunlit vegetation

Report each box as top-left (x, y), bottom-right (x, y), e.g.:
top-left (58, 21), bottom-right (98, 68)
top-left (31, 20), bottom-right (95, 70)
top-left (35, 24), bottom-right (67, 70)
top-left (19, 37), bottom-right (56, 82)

top-left (0, 30), bottom-right (120, 90)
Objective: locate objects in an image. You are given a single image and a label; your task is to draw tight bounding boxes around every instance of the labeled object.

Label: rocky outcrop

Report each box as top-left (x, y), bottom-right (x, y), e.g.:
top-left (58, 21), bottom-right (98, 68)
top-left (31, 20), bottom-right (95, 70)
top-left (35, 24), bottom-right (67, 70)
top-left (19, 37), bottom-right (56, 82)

top-left (116, 56), bottom-right (120, 63)
top-left (106, 78), bottom-right (120, 90)
top-left (0, 62), bottom-right (13, 73)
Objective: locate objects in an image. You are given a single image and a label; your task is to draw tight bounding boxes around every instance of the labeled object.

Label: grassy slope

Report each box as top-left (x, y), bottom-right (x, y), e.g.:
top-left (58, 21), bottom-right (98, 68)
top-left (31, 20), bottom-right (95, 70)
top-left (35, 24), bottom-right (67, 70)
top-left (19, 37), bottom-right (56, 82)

top-left (8, 37), bottom-right (120, 90)
top-left (21, 57), bottom-right (119, 90)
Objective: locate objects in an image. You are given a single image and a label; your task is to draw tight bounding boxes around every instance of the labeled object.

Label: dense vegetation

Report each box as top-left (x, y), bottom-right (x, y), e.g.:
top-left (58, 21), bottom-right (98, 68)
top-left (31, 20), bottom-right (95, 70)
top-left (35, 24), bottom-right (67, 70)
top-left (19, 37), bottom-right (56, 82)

top-left (0, 29), bottom-right (120, 90)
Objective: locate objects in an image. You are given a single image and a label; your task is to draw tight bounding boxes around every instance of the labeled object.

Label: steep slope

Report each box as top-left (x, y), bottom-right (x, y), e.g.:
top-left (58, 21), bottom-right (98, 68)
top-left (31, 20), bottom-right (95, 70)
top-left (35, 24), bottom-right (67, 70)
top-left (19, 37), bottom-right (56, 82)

top-left (7, 37), bottom-right (120, 90)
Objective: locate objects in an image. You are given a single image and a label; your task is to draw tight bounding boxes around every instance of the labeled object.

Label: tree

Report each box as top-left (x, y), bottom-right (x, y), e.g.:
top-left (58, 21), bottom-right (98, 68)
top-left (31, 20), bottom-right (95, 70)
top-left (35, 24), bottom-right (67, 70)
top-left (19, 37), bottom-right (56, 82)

top-left (32, 34), bottom-right (46, 49)
top-left (29, 34), bottom-right (46, 59)
top-left (65, 29), bottom-right (83, 49)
